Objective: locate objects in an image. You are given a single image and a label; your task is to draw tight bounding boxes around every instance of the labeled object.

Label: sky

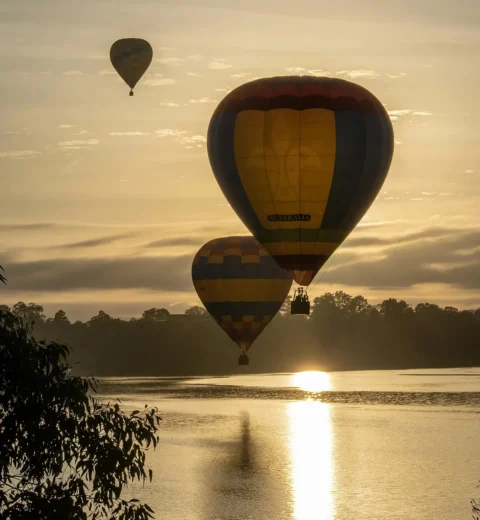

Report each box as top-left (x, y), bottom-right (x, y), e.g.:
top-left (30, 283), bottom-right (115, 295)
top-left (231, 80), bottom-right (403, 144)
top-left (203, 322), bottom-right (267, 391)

top-left (0, 0), bottom-right (479, 321)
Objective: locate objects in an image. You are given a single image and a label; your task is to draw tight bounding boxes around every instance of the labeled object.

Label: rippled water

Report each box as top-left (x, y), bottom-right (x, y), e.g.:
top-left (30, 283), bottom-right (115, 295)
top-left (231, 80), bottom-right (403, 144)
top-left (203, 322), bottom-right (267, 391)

top-left (97, 369), bottom-right (480, 520)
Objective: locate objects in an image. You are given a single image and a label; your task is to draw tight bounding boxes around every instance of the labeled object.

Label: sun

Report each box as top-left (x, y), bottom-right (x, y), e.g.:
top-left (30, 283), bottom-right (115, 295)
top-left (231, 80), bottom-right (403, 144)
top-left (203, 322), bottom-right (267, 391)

top-left (292, 371), bottom-right (331, 392)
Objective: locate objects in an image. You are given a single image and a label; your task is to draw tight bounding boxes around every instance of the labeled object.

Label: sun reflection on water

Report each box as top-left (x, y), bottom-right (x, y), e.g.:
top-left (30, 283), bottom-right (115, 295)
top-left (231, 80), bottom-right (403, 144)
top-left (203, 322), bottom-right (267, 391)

top-left (288, 397), bottom-right (334, 520)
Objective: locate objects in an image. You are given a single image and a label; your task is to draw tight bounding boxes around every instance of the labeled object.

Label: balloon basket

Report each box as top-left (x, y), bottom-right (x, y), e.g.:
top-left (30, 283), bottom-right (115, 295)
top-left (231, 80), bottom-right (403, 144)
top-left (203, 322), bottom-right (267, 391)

top-left (238, 353), bottom-right (249, 366)
top-left (291, 287), bottom-right (310, 315)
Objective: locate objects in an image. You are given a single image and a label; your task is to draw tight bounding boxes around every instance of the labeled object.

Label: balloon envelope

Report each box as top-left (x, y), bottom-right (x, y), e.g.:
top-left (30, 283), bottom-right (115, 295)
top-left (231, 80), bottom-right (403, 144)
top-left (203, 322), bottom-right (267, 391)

top-left (192, 236), bottom-right (292, 351)
top-left (207, 76), bottom-right (394, 285)
top-left (110, 38), bottom-right (153, 91)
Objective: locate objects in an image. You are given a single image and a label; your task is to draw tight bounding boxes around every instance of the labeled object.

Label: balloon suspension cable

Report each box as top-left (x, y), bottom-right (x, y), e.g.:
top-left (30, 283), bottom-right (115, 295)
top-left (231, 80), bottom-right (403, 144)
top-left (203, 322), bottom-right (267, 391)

top-left (309, 249), bottom-right (340, 293)
top-left (129, 89), bottom-right (134, 96)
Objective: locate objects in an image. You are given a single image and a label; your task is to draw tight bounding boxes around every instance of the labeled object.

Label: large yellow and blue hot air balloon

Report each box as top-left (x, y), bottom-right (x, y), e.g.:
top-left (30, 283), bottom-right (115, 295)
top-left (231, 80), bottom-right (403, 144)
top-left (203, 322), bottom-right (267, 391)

top-left (110, 38), bottom-right (153, 96)
top-left (207, 76), bottom-right (394, 288)
top-left (192, 236), bottom-right (292, 364)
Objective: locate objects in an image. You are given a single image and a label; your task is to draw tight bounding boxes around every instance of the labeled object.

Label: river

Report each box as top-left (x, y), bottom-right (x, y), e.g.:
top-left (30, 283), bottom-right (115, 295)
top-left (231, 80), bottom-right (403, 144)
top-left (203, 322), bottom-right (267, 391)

top-left (97, 368), bottom-right (480, 520)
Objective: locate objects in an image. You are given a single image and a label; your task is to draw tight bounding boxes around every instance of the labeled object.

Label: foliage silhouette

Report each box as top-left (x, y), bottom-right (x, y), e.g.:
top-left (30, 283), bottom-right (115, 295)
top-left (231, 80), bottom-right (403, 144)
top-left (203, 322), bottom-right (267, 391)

top-left (2, 290), bottom-right (478, 376)
top-left (184, 305), bottom-right (208, 317)
top-left (473, 497), bottom-right (480, 519)
top-left (0, 309), bottom-right (161, 520)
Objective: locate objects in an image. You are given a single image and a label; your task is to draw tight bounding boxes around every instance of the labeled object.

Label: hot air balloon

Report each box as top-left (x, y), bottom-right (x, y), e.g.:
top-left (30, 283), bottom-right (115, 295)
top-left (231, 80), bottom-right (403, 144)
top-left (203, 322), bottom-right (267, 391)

top-left (192, 236), bottom-right (292, 365)
top-left (207, 76), bottom-right (394, 313)
top-left (110, 38), bottom-right (153, 96)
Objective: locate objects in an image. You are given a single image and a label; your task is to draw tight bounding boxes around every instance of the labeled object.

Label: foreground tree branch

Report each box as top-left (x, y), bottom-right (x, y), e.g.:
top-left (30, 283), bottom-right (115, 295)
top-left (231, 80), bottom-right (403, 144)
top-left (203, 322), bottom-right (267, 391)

top-left (0, 309), bottom-right (161, 520)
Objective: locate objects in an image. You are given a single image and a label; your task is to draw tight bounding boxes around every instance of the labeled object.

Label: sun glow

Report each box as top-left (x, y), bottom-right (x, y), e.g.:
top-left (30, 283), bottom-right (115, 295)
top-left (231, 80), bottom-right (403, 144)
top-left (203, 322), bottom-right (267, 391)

top-left (292, 371), bottom-right (331, 392)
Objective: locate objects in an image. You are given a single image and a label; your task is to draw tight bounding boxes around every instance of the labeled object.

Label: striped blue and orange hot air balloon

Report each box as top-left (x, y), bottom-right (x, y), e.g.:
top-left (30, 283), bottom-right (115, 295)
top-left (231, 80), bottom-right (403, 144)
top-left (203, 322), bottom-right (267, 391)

top-left (192, 236), bottom-right (292, 361)
top-left (207, 76), bottom-right (394, 287)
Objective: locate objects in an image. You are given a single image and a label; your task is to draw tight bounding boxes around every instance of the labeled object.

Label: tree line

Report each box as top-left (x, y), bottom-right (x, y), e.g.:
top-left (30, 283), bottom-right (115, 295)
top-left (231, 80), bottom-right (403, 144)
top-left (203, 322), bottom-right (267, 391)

top-left (2, 291), bottom-right (479, 376)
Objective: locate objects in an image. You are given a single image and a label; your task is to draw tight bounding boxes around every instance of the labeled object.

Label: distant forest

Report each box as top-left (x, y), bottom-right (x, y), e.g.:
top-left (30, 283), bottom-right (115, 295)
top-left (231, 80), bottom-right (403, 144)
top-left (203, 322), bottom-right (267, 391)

top-left (1, 291), bottom-right (479, 376)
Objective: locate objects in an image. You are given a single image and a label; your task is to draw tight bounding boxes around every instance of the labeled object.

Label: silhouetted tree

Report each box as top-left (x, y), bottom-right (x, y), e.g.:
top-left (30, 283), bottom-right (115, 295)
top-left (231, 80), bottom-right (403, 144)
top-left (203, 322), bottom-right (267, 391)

top-left (53, 309), bottom-right (70, 325)
top-left (0, 265), bottom-right (5, 285)
top-left (141, 308), bottom-right (170, 321)
top-left (0, 309), bottom-right (161, 519)
top-left (87, 310), bottom-right (113, 326)
top-left (185, 305), bottom-right (207, 316)
top-left (11, 302), bottom-right (46, 325)
top-left (2, 292), bottom-right (480, 376)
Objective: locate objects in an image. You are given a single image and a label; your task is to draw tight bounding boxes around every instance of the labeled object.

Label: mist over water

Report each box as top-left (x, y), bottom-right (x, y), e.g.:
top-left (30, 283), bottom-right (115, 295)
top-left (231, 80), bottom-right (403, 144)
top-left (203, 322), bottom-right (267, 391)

top-left (98, 369), bottom-right (480, 520)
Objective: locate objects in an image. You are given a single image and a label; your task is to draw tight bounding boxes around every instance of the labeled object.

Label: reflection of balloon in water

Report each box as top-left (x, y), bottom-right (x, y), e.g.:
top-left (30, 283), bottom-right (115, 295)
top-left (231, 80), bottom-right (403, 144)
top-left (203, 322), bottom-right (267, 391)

top-left (207, 76), bottom-right (394, 286)
top-left (192, 236), bottom-right (292, 358)
top-left (110, 38), bottom-right (153, 96)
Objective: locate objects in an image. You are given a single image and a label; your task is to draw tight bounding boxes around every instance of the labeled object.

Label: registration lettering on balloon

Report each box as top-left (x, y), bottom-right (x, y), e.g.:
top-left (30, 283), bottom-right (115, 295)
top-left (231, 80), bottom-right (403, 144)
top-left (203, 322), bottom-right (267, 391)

top-left (267, 214), bottom-right (312, 222)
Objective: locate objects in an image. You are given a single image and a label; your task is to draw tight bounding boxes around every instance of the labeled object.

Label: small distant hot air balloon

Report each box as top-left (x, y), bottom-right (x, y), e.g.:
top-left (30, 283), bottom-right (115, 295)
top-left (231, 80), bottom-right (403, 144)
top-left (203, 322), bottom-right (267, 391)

top-left (192, 236), bottom-right (292, 365)
top-left (110, 38), bottom-right (153, 96)
top-left (207, 76), bottom-right (394, 313)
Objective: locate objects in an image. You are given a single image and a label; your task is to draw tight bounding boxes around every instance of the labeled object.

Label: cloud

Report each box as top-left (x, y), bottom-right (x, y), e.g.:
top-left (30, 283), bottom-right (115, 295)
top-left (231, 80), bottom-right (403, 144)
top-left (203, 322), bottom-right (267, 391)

top-left (325, 226), bottom-right (480, 291)
top-left (78, 130), bottom-right (89, 135)
top-left (0, 223), bottom-right (55, 231)
top-left (412, 111), bottom-right (433, 116)
top-left (5, 255), bottom-right (193, 292)
top-left (98, 68), bottom-right (116, 75)
top-left (145, 237), bottom-right (203, 248)
top-left (160, 102), bottom-right (180, 107)
top-left (186, 72), bottom-right (201, 77)
top-left (156, 55), bottom-right (201, 66)
top-left (58, 139), bottom-right (99, 147)
top-left (231, 72), bottom-right (252, 78)
top-left (395, 139), bottom-right (403, 145)
top-left (308, 69), bottom-right (331, 76)
top-left (208, 61), bottom-right (232, 70)
top-left (188, 97), bottom-right (216, 104)
top-left (337, 69), bottom-right (380, 79)
top-left (388, 109), bottom-right (412, 118)
top-left (335, 70), bottom-right (405, 80)
top-left (215, 88), bottom-right (231, 93)
top-left (59, 124), bottom-right (75, 129)
top-left (155, 129), bottom-right (206, 149)
top-left (285, 67), bottom-right (308, 74)
top-left (62, 71), bottom-right (84, 76)
top-left (284, 67), bottom-right (331, 76)
top-left (19, 71), bottom-right (52, 76)
top-left (387, 109), bottom-right (433, 119)
top-left (343, 226), bottom-right (461, 249)
top-left (465, 169), bottom-right (475, 174)
top-left (0, 150), bottom-right (40, 159)
top-left (55, 234), bottom-right (132, 250)
top-left (179, 135), bottom-right (206, 147)
top-left (156, 129), bottom-right (187, 138)
top-left (156, 57), bottom-right (185, 64)
top-left (143, 78), bottom-right (176, 86)
top-left (386, 73), bottom-right (407, 79)
top-left (109, 132), bottom-right (149, 136)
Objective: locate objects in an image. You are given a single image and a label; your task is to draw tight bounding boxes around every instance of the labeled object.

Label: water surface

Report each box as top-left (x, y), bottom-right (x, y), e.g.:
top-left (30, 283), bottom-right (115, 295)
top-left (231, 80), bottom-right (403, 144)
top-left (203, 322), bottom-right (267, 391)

top-left (98, 368), bottom-right (480, 519)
